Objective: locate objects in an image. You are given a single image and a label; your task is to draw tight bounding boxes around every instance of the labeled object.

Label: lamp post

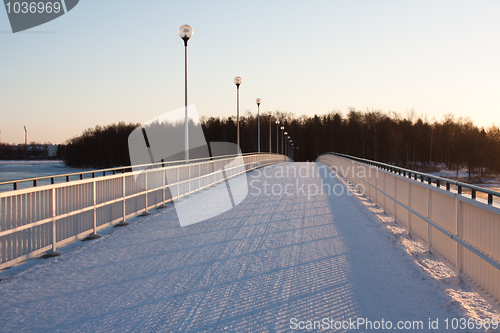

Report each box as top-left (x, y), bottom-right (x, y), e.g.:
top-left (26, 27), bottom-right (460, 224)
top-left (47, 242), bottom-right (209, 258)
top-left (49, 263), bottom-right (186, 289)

top-left (256, 98), bottom-right (261, 153)
top-left (275, 120), bottom-right (280, 154)
top-left (267, 111), bottom-right (272, 153)
top-left (281, 126), bottom-right (285, 154)
top-left (284, 131), bottom-right (288, 156)
top-left (287, 136), bottom-right (291, 158)
top-left (179, 24), bottom-right (193, 160)
top-left (291, 143), bottom-right (294, 160)
top-left (296, 147), bottom-right (299, 161)
top-left (234, 76), bottom-right (242, 150)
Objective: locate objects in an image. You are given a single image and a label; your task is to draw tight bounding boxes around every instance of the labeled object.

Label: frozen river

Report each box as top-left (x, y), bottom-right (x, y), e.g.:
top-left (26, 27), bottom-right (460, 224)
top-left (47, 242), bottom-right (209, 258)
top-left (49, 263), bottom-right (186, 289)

top-left (0, 160), bottom-right (93, 191)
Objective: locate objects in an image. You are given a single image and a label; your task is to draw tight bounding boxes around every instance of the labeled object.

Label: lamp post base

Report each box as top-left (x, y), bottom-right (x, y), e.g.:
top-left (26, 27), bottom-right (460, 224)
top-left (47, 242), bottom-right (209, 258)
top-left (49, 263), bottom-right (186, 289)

top-left (82, 233), bottom-right (101, 241)
top-left (41, 250), bottom-right (60, 259)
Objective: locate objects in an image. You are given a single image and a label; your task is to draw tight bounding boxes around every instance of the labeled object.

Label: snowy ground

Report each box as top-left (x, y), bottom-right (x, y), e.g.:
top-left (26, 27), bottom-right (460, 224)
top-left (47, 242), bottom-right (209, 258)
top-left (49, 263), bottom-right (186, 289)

top-left (0, 162), bottom-right (498, 332)
top-left (428, 168), bottom-right (500, 203)
top-left (429, 168), bottom-right (500, 186)
top-left (0, 160), bottom-right (94, 191)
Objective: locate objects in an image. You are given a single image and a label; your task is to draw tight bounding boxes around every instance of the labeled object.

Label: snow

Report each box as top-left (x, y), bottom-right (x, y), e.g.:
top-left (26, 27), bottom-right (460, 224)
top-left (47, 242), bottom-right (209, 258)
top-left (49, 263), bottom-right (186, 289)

top-left (0, 160), bottom-right (94, 191)
top-left (0, 162), bottom-right (498, 332)
top-left (429, 168), bottom-right (500, 187)
top-left (335, 174), bottom-right (500, 323)
top-left (429, 168), bottom-right (471, 179)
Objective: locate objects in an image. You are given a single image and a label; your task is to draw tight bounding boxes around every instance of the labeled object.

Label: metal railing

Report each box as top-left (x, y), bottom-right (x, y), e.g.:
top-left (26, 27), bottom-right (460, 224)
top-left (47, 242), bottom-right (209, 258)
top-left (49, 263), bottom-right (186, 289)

top-left (0, 153), bottom-right (260, 192)
top-left (0, 153), bottom-right (289, 270)
top-left (317, 152), bottom-right (500, 304)
top-left (331, 153), bottom-right (500, 205)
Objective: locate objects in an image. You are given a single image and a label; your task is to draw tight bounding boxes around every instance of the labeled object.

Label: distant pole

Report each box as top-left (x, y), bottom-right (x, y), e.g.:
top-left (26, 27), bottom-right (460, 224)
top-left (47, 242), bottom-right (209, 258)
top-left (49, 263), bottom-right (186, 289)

top-left (24, 126), bottom-right (27, 145)
top-left (268, 111), bottom-right (272, 153)
top-left (256, 98), bottom-right (261, 153)
top-left (284, 132), bottom-right (288, 156)
top-left (179, 25), bottom-right (193, 160)
top-left (287, 136), bottom-right (291, 158)
top-left (275, 120), bottom-right (280, 154)
top-left (234, 77), bottom-right (242, 150)
top-left (281, 126), bottom-right (285, 154)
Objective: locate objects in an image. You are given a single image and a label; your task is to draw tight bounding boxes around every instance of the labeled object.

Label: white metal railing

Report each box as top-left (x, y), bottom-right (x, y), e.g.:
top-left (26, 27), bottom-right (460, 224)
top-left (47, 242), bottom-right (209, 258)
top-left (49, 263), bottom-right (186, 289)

top-left (317, 153), bottom-right (500, 304)
top-left (0, 153), bottom-right (289, 270)
top-left (0, 153), bottom-right (261, 192)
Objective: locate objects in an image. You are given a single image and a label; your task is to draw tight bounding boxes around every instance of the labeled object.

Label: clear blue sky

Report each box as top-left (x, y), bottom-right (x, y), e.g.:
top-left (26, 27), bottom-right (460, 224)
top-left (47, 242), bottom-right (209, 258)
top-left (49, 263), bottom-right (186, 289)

top-left (1, 0), bottom-right (499, 144)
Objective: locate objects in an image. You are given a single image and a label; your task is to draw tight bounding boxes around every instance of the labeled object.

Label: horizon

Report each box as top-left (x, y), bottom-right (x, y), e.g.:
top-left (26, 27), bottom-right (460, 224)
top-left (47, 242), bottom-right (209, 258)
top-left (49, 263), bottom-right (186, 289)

top-left (1, 1), bottom-right (499, 144)
top-left (0, 107), bottom-right (497, 146)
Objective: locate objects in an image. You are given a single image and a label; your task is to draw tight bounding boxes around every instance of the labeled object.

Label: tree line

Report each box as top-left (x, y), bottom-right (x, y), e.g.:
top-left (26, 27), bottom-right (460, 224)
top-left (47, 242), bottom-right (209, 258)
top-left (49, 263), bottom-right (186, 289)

top-left (61, 110), bottom-right (500, 178)
top-left (62, 122), bottom-right (139, 168)
top-left (0, 143), bottom-right (61, 160)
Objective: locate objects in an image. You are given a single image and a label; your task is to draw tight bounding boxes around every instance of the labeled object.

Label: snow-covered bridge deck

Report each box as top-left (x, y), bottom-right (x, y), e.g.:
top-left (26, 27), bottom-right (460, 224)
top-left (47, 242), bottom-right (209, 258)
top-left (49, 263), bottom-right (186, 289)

top-left (0, 163), bottom-right (485, 332)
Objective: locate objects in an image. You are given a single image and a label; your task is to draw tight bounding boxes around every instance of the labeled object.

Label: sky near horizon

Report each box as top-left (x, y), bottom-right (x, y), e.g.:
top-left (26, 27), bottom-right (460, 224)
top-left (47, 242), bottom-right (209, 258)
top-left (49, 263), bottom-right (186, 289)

top-left (0, 0), bottom-right (499, 144)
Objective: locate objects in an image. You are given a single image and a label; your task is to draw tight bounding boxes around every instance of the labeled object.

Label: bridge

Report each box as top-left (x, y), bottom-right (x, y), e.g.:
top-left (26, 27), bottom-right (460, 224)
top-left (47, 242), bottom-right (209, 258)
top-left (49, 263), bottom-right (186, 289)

top-left (1, 153), bottom-right (499, 331)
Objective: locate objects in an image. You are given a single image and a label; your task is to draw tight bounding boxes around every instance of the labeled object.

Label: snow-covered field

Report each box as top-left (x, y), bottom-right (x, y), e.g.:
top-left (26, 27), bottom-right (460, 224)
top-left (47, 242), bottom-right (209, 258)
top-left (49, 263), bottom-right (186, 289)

top-left (0, 160), bottom-right (94, 191)
top-left (428, 168), bottom-right (500, 203)
top-left (0, 162), bottom-right (498, 332)
top-left (430, 168), bottom-right (500, 186)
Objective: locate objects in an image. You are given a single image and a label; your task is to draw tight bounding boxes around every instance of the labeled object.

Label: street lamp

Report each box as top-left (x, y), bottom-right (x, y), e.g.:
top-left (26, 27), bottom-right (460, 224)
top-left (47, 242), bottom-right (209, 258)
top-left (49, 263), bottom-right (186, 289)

top-left (179, 24), bottom-right (193, 160)
top-left (275, 120), bottom-right (280, 154)
top-left (256, 98), bottom-right (261, 153)
top-left (267, 111), bottom-right (272, 153)
top-left (234, 76), bottom-right (242, 150)
top-left (287, 136), bottom-right (291, 158)
top-left (283, 132), bottom-right (288, 155)
top-left (281, 126), bottom-right (285, 154)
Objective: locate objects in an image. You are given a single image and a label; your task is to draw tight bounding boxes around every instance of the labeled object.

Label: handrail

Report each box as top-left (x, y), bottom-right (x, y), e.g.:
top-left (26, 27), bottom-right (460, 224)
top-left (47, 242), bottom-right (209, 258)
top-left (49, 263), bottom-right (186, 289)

top-left (0, 153), bottom-right (289, 269)
top-left (326, 152), bottom-right (500, 205)
top-left (0, 152), bottom-right (260, 191)
top-left (0, 154), bottom-right (274, 197)
top-left (317, 152), bottom-right (500, 303)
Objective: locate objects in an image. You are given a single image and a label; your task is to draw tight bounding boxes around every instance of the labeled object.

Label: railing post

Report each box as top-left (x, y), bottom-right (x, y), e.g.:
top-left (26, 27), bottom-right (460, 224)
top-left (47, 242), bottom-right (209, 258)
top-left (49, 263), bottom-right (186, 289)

top-left (52, 188), bottom-right (56, 252)
top-left (84, 181), bottom-right (102, 239)
top-left (394, 176), bottom-right (397, 222)
top-left (44, 188), bottom-right (60, 257)
top-left (115, 175), bottom-right (128, 227)
top-left (188, 165), bottom-right (191, 196)
top-left (122, 176), bottom-right (126, 220)
top-left (140, 172), bottom-right (150, 216)
top-left (407, 182), bottom-right (411, 236)
top-left (163, 166), bottom-right (166, 204)
top-left (93, 182), bottom-right (97, 233)
top-left (383, 171), bottom-right (386, 213)
top-left (456, 194), bottom-right (461, 274)
top-left (177, 167), bottom-right (180, 200)
top-left (427, 188), bottom-right (430, 251)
